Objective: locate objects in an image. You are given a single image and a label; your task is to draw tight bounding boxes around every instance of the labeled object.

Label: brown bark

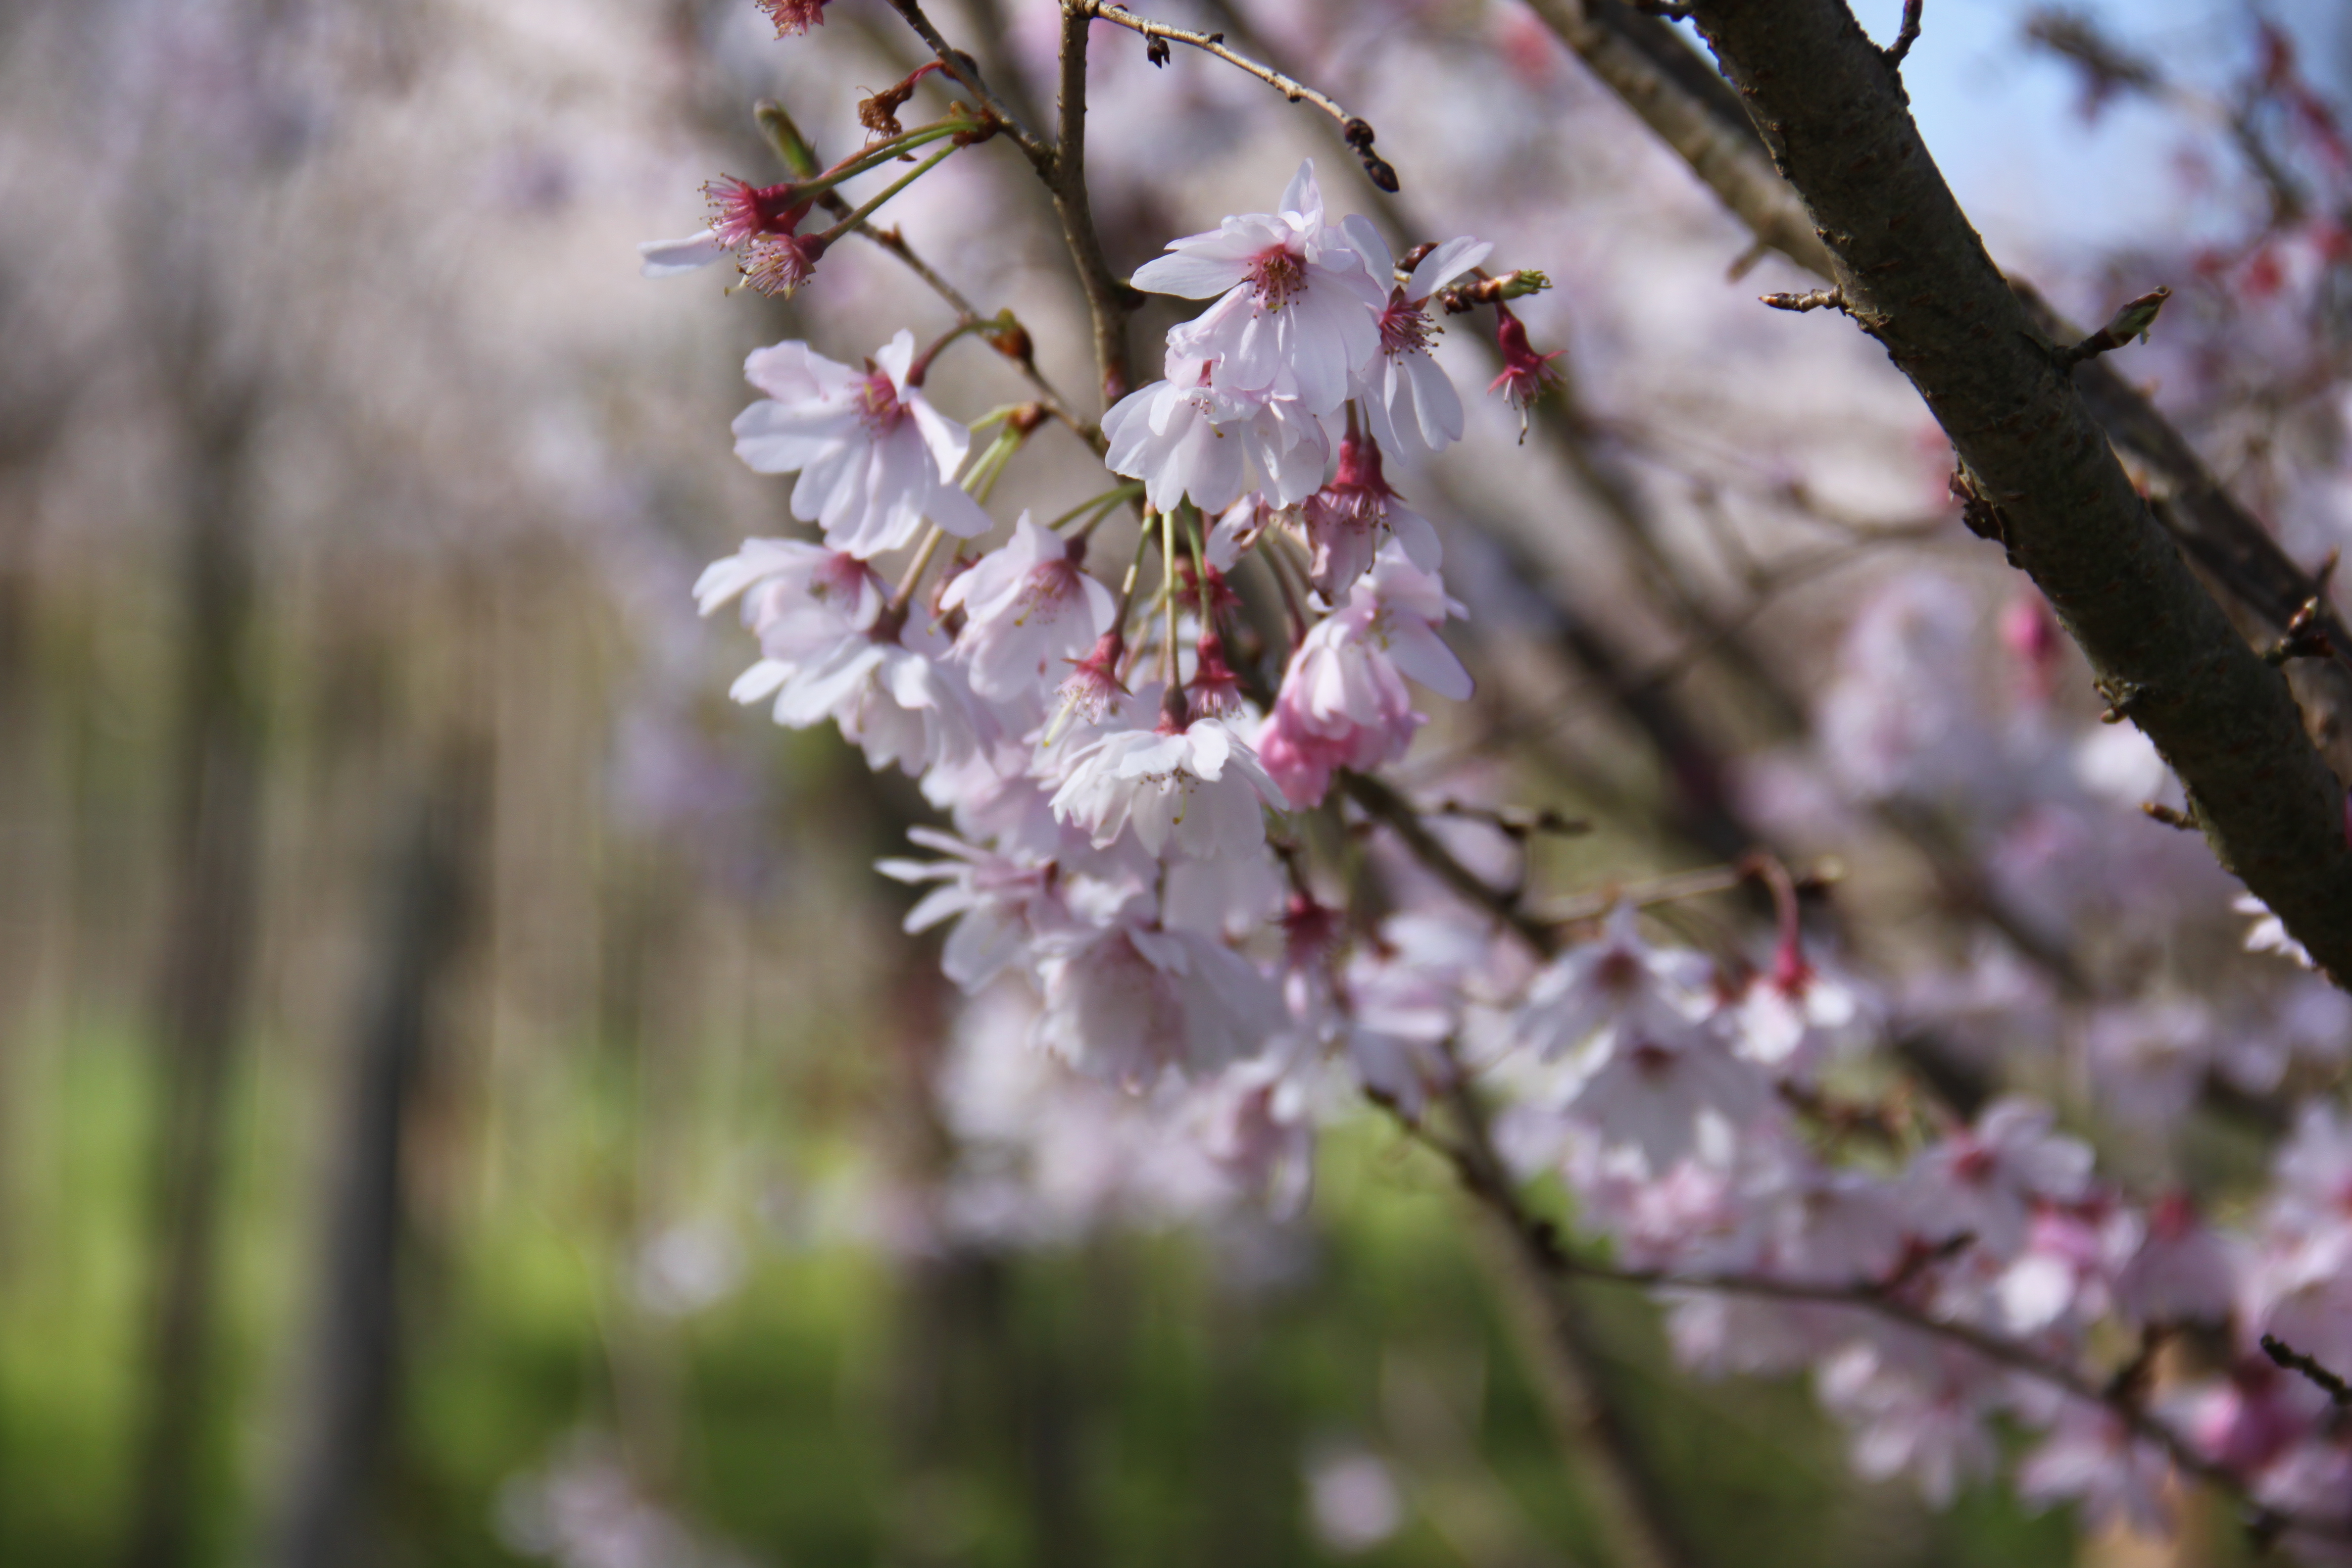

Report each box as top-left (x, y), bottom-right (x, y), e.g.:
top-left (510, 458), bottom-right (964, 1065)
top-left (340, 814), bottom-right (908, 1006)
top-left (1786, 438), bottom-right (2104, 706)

top-left (1530, 0), bottom-right (2352, 784)
top-left (1674, 0), bottom-right (2352, 984)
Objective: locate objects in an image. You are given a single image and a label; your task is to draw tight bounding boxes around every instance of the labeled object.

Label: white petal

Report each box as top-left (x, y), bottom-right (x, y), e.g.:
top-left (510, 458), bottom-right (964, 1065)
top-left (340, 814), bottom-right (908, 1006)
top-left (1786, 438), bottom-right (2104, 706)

top-left (1132, 250), bottom-right (1249, 299)
top-left (638, 230), bottom-right (728, 277)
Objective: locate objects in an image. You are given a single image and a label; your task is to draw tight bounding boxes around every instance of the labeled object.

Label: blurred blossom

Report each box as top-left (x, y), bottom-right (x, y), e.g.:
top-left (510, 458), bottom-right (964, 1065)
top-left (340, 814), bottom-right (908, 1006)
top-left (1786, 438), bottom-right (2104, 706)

top-left (1303, 1442), bottom-right (1406, 1555)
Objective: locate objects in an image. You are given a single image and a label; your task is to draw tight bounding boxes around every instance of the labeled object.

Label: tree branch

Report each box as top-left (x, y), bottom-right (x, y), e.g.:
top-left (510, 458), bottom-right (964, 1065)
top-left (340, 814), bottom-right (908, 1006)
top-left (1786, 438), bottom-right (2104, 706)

top-left (1050, 1), bottom-right (1137, 408)
top-left (1525, 0), bottom-right (2352, 786)
top-left (1678, 0), bottom-right (2352, 987)
top-left (878, 0), bottom-right (1055, 171)
top-left (1522, 0), bottom-right (1834, 277)
top-left (1395, 1085), bottom-right (2346, 1548)
top-left (1078, 2), bottom-right (1398, 192)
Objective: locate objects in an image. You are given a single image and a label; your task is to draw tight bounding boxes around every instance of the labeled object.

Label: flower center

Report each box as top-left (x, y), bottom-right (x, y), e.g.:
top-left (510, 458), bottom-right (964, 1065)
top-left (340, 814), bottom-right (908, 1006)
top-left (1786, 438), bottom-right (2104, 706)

top-left (1377, 298), bottom-right (1433, 358)
top-left (1247, 245), bottom-right (1307, 309)
top-left (856, 370), bottom-right (907, 434)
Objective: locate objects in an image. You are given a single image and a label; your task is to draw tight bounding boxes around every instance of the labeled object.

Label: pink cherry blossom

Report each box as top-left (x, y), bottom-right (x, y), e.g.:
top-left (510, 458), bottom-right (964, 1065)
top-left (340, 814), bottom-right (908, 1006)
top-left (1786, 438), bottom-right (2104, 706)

top-left (1101, 338), bottom-right (1333, 512)
top-left (1129, 160), bottom-right (1385, 417)
top-left (1049, 716), bottom-right (1287, 860)
top-left (638, 176), bottom-right (822, 296)
top-left (731, 330), bottom-right (990, 558)
top-left (1299, 429), bottom-right (1442, 600)
top-left (1257, 545), bottom-right (1471, 807)
top-left (1906, 1097), bottom-right (2094, 1256)
top-left (1032, 921), bottom-right (1287, 1088)
top-left (1339, 218), bottom-right (1492, 457)
top-left (941, 513), bottom-right (1117, 702)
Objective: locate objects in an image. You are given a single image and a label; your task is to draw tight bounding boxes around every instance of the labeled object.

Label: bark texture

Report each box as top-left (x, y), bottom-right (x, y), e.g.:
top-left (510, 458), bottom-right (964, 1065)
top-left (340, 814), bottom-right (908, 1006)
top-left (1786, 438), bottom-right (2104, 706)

top-left (1530, 0), bottom-right (2352, 784)
top-left (1682, 0), bottom-right (2352, 983)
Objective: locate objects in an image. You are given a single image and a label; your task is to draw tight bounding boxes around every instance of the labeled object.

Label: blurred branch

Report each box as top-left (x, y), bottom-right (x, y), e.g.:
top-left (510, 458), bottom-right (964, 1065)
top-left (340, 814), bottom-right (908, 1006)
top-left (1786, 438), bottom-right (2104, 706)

top-left (268, 750), bottom-right (482, 1568)
top-left (1427, 1058), bottom-right (1699, 1568)
top-left (1522, 0), bottom-right (1834, 278)
top-left (1403, 1082), bottom-right (2342, 1547)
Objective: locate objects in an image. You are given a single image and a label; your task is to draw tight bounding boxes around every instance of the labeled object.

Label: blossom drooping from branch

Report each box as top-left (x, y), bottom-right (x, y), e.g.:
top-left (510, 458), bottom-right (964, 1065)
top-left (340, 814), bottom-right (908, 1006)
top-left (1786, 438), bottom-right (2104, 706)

top-left (1341, 218), bottom-right (1492, 458)
top-left (1258, 545), bottom-right (1471, 807)
top-left (941, 514), bottom-right (1118, 702)
top-left (639, 176), bottom-right (824, 297)
top-left (1050, 712), bottom-right (1287, 861)
top-left (731, 331), bottom-right (990, 558)
top-left (1299, 428), bottom-right (1442, 600)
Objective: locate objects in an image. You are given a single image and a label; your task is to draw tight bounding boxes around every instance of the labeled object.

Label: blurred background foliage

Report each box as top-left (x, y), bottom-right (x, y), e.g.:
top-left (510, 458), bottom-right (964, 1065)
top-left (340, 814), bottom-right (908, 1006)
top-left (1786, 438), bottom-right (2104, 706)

top-left (0, 0), bottom-right (2335, 1562)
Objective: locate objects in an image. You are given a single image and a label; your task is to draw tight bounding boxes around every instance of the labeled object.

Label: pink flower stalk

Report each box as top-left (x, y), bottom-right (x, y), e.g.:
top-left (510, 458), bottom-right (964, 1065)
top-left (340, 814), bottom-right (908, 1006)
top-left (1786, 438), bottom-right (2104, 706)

top-left (1128, 160), bottom-right (1387, 417)
top-left (731, 330), bottom-right (990, 558)
top-left (756, 0), bottom-right (831, 36)
top-left (941, 514), bottom-right (1118, 702)
top-left (1299, 428), bottom-right (1443, 600)
top-left (1187, 630), bottom-right (1244, 718)
top-left (1340, 218), bottom-right (1493, 457)
top-left (1487, 303), bottom-right (1563, 436)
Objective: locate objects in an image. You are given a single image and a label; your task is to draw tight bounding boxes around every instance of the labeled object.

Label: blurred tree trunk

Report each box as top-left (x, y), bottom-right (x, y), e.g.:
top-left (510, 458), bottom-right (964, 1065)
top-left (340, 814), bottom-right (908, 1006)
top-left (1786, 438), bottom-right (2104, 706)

top-left (123, 381), bottom-right (262, 1568)
top-left (265, 750), bottom-right (480, 1568)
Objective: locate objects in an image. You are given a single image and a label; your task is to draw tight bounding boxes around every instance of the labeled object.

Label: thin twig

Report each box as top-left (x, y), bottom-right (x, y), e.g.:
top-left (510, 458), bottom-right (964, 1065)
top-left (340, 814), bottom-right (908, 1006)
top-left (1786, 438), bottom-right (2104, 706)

top-left (1886, 0), bottom-right (1924, 65)
top-left (878, 0), bottom-right (1055, 171)
top-left (2261, 1332), bottom-right (2352, 1406)
top-left (1341, 771), bottom-right (1559, 955)
top-left (755, 99), bottom-right (1093, 443)
top-left (1078, 1), bottom-right (1399, 192)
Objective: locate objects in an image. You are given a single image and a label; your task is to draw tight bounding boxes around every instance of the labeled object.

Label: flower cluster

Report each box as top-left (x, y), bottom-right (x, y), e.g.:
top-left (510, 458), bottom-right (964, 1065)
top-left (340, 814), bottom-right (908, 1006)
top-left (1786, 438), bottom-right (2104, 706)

top-left (670, 111), bottom-right (2352, 1561)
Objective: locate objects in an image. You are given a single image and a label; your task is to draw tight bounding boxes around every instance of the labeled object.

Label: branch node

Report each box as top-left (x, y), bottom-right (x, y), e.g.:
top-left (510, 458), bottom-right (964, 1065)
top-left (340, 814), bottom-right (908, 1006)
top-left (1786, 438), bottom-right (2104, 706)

top-left (2141, 800), bottom-right (2199, 832)
top-left (1761, 287), bottom-right (1848, 315)
top-left (2096, 678), bottom-right (2149, 724)
top-left (2054, 286), bottom-right (2171, 370)
top-left (1885, 0), bottom-right (1924, 66)
top-left (2264, 596), bottom-right (2338, 665)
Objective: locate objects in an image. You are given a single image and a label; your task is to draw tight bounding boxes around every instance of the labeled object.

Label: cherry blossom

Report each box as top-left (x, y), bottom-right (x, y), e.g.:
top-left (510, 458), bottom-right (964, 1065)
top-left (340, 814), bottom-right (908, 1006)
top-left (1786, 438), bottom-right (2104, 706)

top-left (1298, 428), bottom-right (1441, 600)
top-left (1128, 160), bottom-right (1385, 418)
top-left (732, 330), bottom-right (990, 557)
top-left (1258, 545), bottom-right (1470, 807)
top-left (1049, 713), bottom-right (1287, 860)
top-left (1031, 921), bottom-right (1287, 1088)
top-left (1339, 218), bottom-right (1492, 457)
top-left (940, 513), bottom-right (1117, 702)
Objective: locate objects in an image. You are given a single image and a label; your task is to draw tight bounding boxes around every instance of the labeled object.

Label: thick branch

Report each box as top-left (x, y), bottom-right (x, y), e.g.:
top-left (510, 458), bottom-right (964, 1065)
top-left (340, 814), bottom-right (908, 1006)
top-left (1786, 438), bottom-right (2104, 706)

top-left (1682, 0), bottom-right (2352, 985)
top-left (1526, 0), bottom-right (2352, 783)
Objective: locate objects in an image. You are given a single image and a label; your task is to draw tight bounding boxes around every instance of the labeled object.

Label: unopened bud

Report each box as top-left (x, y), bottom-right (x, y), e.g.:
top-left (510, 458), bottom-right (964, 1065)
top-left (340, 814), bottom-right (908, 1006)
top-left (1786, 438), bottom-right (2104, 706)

top-left (754, 100), bottom-right (822, 179)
